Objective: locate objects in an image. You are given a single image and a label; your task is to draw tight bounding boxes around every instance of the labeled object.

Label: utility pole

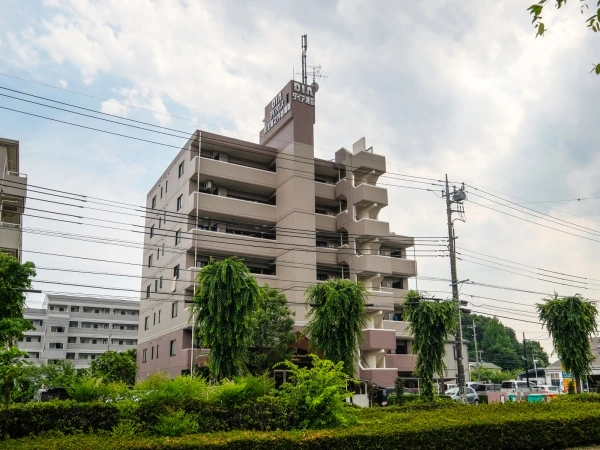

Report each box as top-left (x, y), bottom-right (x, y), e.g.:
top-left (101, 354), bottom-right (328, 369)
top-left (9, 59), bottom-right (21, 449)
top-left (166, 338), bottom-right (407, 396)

top-left (469, 320), bottom-right (481, 381)
top-left (523, 333), bottom-right (530, 388)
top-left (444, 175), bottom-right (467, 401)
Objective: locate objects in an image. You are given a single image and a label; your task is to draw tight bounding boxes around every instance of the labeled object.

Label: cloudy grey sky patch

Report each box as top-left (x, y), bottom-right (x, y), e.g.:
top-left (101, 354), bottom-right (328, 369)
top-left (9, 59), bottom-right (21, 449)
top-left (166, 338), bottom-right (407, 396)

top-left (1, 0), bottom-right (599, 357)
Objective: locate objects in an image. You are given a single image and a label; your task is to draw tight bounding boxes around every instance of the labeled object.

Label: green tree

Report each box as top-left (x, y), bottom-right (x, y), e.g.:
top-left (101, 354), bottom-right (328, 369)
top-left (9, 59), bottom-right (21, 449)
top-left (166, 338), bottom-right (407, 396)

top-left (0, 347), bottom-right (30, 403)
top-left (304, 279), bottom-right (368, 377)
top-left (479, 318), bottom-right (522, 371)
top-left (527, 0), bottom-right (600, 74)
top-left (247, 285), bottom-right (296, 375)
top-left (90, 349), bottom-right (137, 385)
top-left (537, 293), bottom-right (598, 393)
top-left (0, 253), bottom-right (36, 347)
top-left (192, 257), bottom-right (260, 380)
top-left (470, 367), bottom-right (521, 384)
top-left (402, 290), bottom-right (457, 401)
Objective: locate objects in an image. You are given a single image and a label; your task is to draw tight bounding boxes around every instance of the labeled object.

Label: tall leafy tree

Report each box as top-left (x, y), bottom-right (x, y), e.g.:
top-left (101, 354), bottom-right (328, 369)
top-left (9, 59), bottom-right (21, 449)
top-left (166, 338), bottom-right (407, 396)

top-left (527, 0), bottom-right (600, 74)
top-left (247, 285), bottom-right (296, 375)
top-left (0, 347), bottom-right (30, 404)
top-left (192, 257), bottom-right (260, 380)
top-left (304, 279), bottom-right (368, 377)
top-left (0, 253), bottom-right (36, 347)
top-left (403, 290), bottom-right (457, 401)
top-left (537, 293), bottom-right (598, 393)
top-left (90, 349), bottom-right (137, 385)
top-left (480, 318), bottom-right (522, 371)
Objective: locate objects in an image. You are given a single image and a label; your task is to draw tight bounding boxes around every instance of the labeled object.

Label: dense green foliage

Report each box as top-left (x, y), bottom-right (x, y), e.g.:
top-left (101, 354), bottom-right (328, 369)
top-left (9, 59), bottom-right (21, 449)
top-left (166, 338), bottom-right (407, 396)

top-left (462, 313), bottom-right (549, 371)
top-left (304, 279), bottom-right (368, 376)
top-left (527, 0), bottom-right (600, 74)
top-left (192, 257), bottom-right (260, 380)
top-left (90, 349), bottom-right (137, 385)
top-left (402, 290), bottom-right (457, 401)
top-left (0, 253), bottom-right (36, 347)
top-left (469, 367), bottom-right (521, 384)
top-left (247, 285), bottom-right (296, 375)
top-left (537, 293), bottom-right (598, 392)
top-left (0, 347), bottom-right (30, 404)
top-left (6, 401), bottom-right (600, 449)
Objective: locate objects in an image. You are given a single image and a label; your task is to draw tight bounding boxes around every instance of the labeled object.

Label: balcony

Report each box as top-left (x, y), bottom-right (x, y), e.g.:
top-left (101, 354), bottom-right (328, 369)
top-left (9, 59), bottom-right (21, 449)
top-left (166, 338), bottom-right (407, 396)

top-left (315, 213), bottom-right (336, 231)
top-left (187, 192), bottom-right (277, 222)
top-left (187, 228), bottom-right (279, 259)
top-left (381, 320), bottom-right (412, 337)
top-left (367, 289), bottom-right (409, 307)
top-left (359, 367), bottom-right (398, 386)
top-left (354, 183), bottom-right (388, 207)
top-left (314, 181), bottom-right (336, 200)
top-left (1, 171), bottom-right (27, 198)
top-left (192, 156), bottom-right (277, 189)
top-left (316, 247), bottom-right (338, 265)
top-left (338, 253), bottom-right (417, 277)
top-left (360, 329), bottom-right (396, 351)
top-left (336, 211), bottom-right (390, 237)
top-left (385, 354), bottom-right (417, 372)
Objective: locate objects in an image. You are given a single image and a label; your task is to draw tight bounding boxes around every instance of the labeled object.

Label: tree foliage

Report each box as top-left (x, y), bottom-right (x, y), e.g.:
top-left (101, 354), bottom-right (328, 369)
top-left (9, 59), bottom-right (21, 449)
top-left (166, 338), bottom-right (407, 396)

top-left (527, 0), bottom-right (600, 74)
top-left (402, 290), bottom-right (457, 401)
top-left (0, 347), bottom-right (30, 404)
top-left (0, 253), bottom-right (36, 347)
top-left (247, 285), bottom-right (296, 375)
top-left (192, 257), bottom-right (260, 380)
top-left (470, 367), bottom-right (522, 384)
top-left (304, 279), bottom-right (368, 377)
top-left (537, 293), bottom-right (598, 393)
top-left (90, 349), bottom-right (137, 385)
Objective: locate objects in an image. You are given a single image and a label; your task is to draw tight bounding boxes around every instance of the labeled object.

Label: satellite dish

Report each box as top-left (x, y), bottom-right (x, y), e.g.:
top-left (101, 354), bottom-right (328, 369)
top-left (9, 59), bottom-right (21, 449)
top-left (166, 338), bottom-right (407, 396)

top-left (312, 81), bottom-right (319, 93)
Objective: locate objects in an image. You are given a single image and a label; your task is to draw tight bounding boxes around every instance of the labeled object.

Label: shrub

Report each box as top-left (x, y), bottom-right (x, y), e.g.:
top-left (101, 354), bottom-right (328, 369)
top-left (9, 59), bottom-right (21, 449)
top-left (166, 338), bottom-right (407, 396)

top-left (568, 380), bottom-right (575, 394)
top-left (0, 401), bottom-right (119, 439)
top-left (151, 411), bottom-right (199, 437)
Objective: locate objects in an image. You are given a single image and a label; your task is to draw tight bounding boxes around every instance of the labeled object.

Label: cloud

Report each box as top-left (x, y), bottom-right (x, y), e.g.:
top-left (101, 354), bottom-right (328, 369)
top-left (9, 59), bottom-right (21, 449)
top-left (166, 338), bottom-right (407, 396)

top-left (58, 79), bottom-right (68, 88)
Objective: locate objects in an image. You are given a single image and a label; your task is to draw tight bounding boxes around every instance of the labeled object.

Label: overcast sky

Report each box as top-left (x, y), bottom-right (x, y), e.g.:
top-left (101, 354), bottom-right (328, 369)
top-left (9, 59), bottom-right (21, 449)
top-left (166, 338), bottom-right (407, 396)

top-left (1, 0), bottom-right (599, 359)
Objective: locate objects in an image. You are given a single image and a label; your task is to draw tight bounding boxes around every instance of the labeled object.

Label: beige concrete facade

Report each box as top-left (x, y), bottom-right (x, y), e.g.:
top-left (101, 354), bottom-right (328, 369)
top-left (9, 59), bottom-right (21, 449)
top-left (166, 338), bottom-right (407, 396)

top-left (136, 80), bottom-right (463, 386)
top-left (0, 138), bottom-right (26, 261)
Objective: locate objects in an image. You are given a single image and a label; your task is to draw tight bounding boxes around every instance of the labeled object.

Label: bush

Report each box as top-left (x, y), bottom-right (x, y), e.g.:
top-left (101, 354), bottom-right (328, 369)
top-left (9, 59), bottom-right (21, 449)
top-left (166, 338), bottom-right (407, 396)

top-left (151, 411), bottom-right (199, 437)
top-left (0, 401), bottom-right (119, 439)
top-left (6, 401), bottom-right (600, 449)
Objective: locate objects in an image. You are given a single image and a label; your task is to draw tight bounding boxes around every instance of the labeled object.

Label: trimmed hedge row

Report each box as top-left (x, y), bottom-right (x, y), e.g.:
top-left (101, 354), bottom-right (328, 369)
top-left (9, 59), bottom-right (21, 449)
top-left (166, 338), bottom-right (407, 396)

top-left (5, 401), bottom-right (600, 450)
top-left (0, 401), bottom-right (119, 439)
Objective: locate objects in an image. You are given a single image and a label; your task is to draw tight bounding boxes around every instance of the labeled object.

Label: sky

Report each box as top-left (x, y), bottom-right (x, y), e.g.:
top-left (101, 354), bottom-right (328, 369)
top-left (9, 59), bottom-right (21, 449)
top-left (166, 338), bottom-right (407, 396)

top-left (1, 0), bottom-right (599, 361)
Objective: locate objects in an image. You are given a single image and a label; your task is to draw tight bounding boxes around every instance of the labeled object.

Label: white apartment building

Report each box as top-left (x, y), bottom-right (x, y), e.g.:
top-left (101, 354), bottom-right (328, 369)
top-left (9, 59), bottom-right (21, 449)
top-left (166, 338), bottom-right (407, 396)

top-left (137, 79), bottom-right (465, 387)
top-left (20, 294), bottom-right (139, 368)
top-left (0, 137), bottom-right (26, 261)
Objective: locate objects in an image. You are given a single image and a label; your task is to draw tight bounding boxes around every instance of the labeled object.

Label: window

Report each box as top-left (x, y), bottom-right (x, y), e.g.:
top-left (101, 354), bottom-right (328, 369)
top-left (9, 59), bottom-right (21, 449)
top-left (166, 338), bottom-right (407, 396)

top-left (177, 195), bottom-right (183, 211)
top-left (172, 301), bottom-right (178, 318)
top-left (160, 186), bottom-right (163, 198)
top-left (162, 243), bottom-right (165, 256)
top-left (68, 337), bottom-right (76, 344)
top-left (92, 339), bottom-right (97, 345)
top-left (156, 344), bottom-right (159, 358)
top-left (178, 161), bottom-right (184, 178)
top-left (148, 254), bottom-right (153, 268)
top-left (146, 285), bottom-right (151, 298)
top-left (155, 279), bottom-right (158, 292)
top-left (151, 346), bottom-right (154, 360)
top-left (119, 340), bottom-right (124, 345)
top-left (158, 310), bottom-right (161, 323)
top-left (144, 316), bottom-right (149, 330)
top-left (142, 348), bottom-right (147, 363)
top-left (71, 306), bottom-right (79, 312)
top-left (25, 337), bottom-right (32, 343)
top-left (159, 217), bottom-right (161, 228)
top-left (170, 339), bottom-right (176, 356)
top-left (150, 225), bottom-right (155, 238)
top-left (152, 196), bottom-right (156, 209)
top-left (163, 211), bottom-right (167, 224)
top-left (153, 312), bottom-right (156, 325)
top-left (69, 321), bottom-right (78, 328)
top-left (165, 181), bottom-right (168, 192)
top-left (175, 229), bottom-right (181, 245)
top-left (174, 264), bottom-right (180, 279)
top-left (66, 353), bottom-right (75, 360)
top-left (160, 276), bottom-right (163, 289)
top-left (157, 248), bottom-right (160, 260)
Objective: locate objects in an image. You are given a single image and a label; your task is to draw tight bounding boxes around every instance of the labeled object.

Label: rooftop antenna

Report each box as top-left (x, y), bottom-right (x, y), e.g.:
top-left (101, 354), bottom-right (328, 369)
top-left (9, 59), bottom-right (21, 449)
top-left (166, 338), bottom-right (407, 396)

top-left (301, 34), bottom-right (307, 84)
top-left (296, 34), bottom-right (328, 92)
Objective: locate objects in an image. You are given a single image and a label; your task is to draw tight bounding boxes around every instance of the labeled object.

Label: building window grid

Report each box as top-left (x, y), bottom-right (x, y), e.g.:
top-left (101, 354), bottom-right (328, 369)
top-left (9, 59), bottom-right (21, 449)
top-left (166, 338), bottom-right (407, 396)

top-left (150, 225), bottom-right (155, 238)
top-left (178, 161), bottom-right (184, 178)
top-left (146, 285), bottom-right (151, 298)
top-left (175, 229), bottom-right (181, 245)
top-left (148, 254), bottom-right (153, 268)
top-left (151, 196), bottom-right (156, 209)
top-left (170, 339), bottom-right (176, 356)
top-left (142, 348), bottom-right (147, 363)
top-left (174, 265), bottom-right (180, 279)
top-left (176, 195), bottom-right (183, 211)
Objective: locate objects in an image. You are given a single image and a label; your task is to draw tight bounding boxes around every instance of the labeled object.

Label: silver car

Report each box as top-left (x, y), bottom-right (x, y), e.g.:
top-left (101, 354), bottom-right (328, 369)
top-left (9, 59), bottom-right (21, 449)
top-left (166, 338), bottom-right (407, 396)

top-left (445, 387), bottom-right (480, 405)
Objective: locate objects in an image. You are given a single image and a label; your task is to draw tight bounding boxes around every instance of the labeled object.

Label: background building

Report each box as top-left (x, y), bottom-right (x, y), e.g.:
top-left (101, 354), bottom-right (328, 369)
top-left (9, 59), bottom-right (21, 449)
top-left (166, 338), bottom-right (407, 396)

top-left (136, 79), bottom-right (465, 386)
top-left (0, 137), bottom-right (26, 261)
top-left (19, 294), bottom-right (139, 368)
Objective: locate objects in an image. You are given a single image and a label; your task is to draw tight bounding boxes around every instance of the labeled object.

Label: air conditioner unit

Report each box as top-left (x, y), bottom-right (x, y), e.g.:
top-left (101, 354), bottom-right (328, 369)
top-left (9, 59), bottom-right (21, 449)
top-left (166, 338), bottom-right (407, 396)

top-left (388, 313), bottom-right (395, 320)
top-left (327, 242), bottom-right (335, 248)
top-left (204, 180), bottom-right (213, 191)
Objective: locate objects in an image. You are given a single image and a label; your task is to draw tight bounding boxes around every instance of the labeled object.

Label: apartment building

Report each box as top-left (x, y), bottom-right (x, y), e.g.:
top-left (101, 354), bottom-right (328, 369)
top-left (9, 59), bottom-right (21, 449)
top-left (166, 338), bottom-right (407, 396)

top-left (19, 294), bottom-right (139, 368)
top-left (137, 79), bottom-right (464, 386)
top-left (0, 138), bottom-right (26, 261)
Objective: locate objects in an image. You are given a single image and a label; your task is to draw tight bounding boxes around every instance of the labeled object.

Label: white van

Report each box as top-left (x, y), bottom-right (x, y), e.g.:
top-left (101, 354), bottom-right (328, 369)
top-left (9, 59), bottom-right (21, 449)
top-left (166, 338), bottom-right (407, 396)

top-left (500, 380), bottom-right (531, 392)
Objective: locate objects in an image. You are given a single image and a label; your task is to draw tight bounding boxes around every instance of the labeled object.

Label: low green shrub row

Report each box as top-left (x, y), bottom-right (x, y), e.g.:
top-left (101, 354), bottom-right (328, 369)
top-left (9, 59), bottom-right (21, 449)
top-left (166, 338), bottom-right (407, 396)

top-left (0, 401), bottom-right (119, 439)
top-left (5, 401), bottom-right (600, 450)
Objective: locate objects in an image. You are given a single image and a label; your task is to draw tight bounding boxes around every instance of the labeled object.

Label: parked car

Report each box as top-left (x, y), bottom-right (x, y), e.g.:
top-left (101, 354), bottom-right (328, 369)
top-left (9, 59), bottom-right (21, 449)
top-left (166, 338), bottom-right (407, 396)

top-left (500, 380), bottom-right (531, 392)
top-left (534, 384), bottom-right (564, 394)
top-left (445, 387), bottom-right (480, 405)
top-left (467, 382), bottom-right (502, 392)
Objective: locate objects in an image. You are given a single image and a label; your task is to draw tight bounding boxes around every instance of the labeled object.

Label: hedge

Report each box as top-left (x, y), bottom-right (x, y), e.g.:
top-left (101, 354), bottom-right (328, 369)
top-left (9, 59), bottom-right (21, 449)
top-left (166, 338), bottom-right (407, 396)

top-left (0, 401), bottom-right (119, 439)
top-left (5, 401), bottom-right (600, 450)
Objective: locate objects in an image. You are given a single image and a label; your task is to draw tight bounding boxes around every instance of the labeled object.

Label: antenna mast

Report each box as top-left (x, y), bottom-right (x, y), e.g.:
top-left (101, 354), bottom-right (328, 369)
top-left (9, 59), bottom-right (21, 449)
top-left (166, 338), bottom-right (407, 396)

top-left (301, 34), bottom-right (308, 84)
